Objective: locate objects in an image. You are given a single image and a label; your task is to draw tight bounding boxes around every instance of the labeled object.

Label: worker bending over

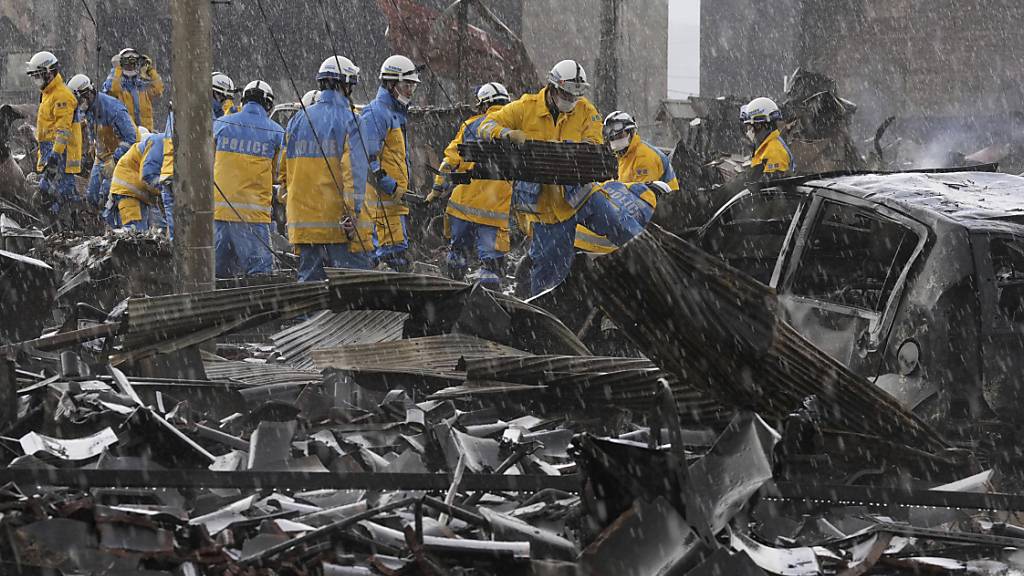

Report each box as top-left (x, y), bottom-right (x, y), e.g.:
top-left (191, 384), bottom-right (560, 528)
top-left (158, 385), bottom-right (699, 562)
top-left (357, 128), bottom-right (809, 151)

top-left (431, 82), bottom-right (514, 289)
top-left (107, 127), bottom-right (159, 230)
top-left (212, 80), bottom-right (285, 278)
top-left (575, 110), bottom-right (680, 254)
top-left (67, 74), bottom-right (137, 211)
top-left (142, 110), bottom-right (175, 238)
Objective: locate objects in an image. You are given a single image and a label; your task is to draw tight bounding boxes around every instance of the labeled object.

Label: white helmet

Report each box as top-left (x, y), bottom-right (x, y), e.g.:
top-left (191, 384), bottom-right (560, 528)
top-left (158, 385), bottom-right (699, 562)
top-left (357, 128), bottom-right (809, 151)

top-left (242, 80), bottom-right (275, 109)
top-left (602, 110), bottom-right (636, 140)
top-left (547, 60), bottom-right (589, 97)
top-left (211, 72), bottom-right (234, 98)
top-left (476, 82), bottom-right (510, 107)
top-left (318, 55), bottom-right (360, 84)
top-left (25, 51), bottom-right (59, 76)
top-left (379, 55), bottom-right (421, 83)
top-left (137, 126), bottom-right (151, 139)
top-left (301, 90), bottom-right (321, 108)
top-left (743, 97), bottom-right (782, 124)
top-left (66, 74), bottom-right (94, 97)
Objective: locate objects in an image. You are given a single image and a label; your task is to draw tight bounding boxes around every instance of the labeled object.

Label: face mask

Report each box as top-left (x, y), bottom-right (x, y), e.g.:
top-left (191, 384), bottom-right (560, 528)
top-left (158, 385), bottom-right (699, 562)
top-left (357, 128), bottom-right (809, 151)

top-left (393, 82), bottom-right (417, 106)
top-left (610, 135), bottom-right (630, 152)
top-left (33, 74), bottom-right (49, 90)
top-left (745, 126), bottom-right (757, 143)
top-left (555, 94), bottom-right (578, 113)
top-left (78, 99), bottom-right (90, 113)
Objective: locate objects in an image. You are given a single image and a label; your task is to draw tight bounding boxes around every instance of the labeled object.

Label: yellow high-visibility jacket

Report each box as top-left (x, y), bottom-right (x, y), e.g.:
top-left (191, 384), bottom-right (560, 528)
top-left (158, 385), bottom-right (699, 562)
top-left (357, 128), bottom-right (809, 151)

top-left (476, 86), bottom-right (603, 224)
top-left (753, 129), bottom-right (793, 175)
top-left (212, 102), bottom-right (285, 223)
top-left (282, 89), bottom-right (372, 250)
top-left (110, 134), bottom-right (159, 204)
top-left (435, 105), bottom-right (513, 230)
top-left (361, 87), bottom-right (411, 220)
top-left (576, 134), bottom-right (679, 253)
top-left (104, 65), bottom-right (165, 131)
top-left (36, 73), bottom-right (80, 173)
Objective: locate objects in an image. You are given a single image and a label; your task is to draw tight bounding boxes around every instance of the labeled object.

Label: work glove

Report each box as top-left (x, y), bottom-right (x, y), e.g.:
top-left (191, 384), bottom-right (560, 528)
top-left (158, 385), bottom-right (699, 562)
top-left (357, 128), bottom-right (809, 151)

top-left (426, 186), bottom-right (445, 204)
top-left (102, 160), bottom-right (116, 179)
top-left (646, 181), bottom-right (672, 196)
top-left (140, 55), bottom-right (154, 79)
top-left (504, 130), bottom-right (528, 145)
top-left (340, 215), bottom-right (355, 239)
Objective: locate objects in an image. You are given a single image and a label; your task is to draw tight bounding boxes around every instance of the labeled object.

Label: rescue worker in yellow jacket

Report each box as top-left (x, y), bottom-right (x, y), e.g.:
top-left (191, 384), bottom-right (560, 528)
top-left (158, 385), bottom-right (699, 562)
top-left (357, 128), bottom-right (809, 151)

top-left (103, 48), bottom-right (164, 131)
top-left (361, 54), bottom-right (421, 272)
top-left (212, 72), bottom-right (238, 119)
top-left (108, 126), bottom-right (159, 230)
top-left (66, 74), bottom-right (137, 211)
top-left (430, 82), bottom-right (513, 288)
top-left (283, 55), bottom-right (373, 281)
top-left (741, 97), bottom-right (793, 176)
top-left (212, 81), bottom-right (285, 278)
top-left (575, 110), bottom-right (680, 254)
top-left (476, 59), bottom-right (611, 295)
top-left (27, 51), bottom-right (83, 215)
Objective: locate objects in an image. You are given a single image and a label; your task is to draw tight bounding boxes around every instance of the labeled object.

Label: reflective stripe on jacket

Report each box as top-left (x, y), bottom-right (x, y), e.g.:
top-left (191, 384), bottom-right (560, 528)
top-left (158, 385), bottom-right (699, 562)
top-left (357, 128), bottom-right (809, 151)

top-left (576, 133), bottom-right (679, 252)
top-left (110, 134), bottom-right (160, 204)
top-left (213, 102), bottom-right (285, 223)
top-left (36, 73), bottom-right (79, 172)
top-left (436, 106), bottom-right (512, 229)
top-left (361, 87), bottom-right (411, 220)
top-left (103, 65), bottom-right (165, 130)
top-left (476, 86), bottom-right (602, 224)
top-left (282, 89), bottom-right (370, 249)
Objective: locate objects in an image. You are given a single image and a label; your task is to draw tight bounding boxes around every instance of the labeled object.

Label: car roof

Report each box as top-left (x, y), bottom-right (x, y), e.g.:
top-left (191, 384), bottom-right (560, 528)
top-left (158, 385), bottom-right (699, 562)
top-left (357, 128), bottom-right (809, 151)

top-left (800, 171), bottom-right (1024, 233)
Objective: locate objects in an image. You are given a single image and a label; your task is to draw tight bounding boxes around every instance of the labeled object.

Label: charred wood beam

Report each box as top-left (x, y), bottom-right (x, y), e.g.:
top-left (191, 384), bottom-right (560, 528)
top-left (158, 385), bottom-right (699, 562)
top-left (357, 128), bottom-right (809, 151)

top-left (580, 224), bottom-right (948, 452)
top-left (0, 468), bottom-right (579, 492)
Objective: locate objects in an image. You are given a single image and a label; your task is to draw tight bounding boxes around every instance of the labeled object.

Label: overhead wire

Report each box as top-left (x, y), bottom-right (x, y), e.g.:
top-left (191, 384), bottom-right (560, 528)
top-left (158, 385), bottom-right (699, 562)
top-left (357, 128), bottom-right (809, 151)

top-left (252, 0), bottom-right (372, 256)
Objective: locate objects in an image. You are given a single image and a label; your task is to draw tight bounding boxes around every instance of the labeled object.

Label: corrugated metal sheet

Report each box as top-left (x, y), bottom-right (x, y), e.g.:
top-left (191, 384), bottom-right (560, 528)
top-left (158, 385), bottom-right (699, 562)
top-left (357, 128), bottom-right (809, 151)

top-left (462, 355), bottom-right (730, 425)
top-left (203, 358), bottom-right (322, 387)
top-left (272, 310), bottom-right (407, 370)
top-left (582, 224), bottom-right (948, 452)
top-left (311, 334), bottom-right (529, 379)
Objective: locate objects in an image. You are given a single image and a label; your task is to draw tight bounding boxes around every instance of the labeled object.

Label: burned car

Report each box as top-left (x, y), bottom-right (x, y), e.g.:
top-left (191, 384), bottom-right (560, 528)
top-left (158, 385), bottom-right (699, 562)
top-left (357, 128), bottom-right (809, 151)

top-left (698, 168), bottom-right (1024, 432)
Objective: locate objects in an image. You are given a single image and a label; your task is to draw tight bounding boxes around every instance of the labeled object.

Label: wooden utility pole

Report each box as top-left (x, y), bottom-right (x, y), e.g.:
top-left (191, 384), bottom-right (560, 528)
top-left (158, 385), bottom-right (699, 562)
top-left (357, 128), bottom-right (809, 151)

top-left (597, 0), bottom-right (620, 113)
top-left (171, 0), bottom-right (214, 294)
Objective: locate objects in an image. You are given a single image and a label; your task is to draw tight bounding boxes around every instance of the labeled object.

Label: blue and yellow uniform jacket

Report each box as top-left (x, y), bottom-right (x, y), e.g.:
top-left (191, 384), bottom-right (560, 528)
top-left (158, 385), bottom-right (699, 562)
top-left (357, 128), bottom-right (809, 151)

top-left (360, 87), bottom-right (412, 220)
top-left (282, 89), bottom-right (371, 249)
top-left (110, 133), bottom-right (161, 204)
top-left (212, 102), bottom-right (285, 224)
top-left (752, 129), bottom-right (794, 175)
top-left (85, 91), bottom-right (136, 165)
top-left (37, 73), bottom-right (82, 174)
top-left (103, 65), bottom-right (164, 131)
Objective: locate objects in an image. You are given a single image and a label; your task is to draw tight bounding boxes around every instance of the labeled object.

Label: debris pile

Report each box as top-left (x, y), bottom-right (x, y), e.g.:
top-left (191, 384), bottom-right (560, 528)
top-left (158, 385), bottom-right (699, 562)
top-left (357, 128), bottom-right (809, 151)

top-left (3, 244), bottom-right (1024, 573)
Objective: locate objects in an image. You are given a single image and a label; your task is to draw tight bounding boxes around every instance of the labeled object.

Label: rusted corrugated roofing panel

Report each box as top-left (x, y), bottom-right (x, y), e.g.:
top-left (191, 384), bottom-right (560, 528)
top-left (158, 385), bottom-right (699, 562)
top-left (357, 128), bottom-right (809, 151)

top-left (272, 310), bottom-right (407, 370)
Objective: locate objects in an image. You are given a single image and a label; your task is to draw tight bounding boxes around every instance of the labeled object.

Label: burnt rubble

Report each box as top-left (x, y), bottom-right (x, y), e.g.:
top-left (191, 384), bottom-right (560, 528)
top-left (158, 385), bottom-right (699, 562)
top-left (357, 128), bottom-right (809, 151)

top-left (2, 229), bottom-right (1024, 575)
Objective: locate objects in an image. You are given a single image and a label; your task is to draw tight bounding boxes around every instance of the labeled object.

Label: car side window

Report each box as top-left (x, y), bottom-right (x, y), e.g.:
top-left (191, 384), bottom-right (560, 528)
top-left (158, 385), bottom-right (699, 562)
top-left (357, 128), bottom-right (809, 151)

top-left (699, 192), bottom-right (802, 284)
top-left (989, 237), bottom-right (1024, 326)
top-left (790, 201), bottom-right (918, 312)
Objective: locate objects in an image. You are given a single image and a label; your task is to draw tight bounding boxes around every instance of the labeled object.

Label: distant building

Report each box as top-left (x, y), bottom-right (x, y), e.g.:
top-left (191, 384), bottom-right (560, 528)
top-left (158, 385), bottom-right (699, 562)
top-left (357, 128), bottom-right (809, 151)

top-left (2, 0), bottom-right (667, 132)
top-left (700, 0), bottom-right (1024, 141)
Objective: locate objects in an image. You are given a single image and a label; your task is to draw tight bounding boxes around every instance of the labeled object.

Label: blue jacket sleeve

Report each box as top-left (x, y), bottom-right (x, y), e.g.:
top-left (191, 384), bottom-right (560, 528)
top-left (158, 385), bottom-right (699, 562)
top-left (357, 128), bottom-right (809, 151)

top-left (347, 115), bottom-right (369, 216)
top-left (112, 109), bottom-right (138, 162)
top-left (358, 106), bottom-right (398, 195)
top-left (101, 69), bottom-right (116, 94)
top-left (142, 137), bottom-right (165, 188)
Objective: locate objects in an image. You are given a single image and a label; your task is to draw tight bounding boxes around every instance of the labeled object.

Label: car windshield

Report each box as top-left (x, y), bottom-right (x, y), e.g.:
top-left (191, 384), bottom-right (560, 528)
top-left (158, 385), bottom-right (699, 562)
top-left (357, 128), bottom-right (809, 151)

top-left (790, 201), bottom-right (919, 312)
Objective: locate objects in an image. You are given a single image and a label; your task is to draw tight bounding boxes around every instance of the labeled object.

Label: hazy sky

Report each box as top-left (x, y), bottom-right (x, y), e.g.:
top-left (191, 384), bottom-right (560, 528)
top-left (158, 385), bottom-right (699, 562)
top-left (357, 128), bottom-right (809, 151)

top-left (668, 0), bottom-right (700, 97)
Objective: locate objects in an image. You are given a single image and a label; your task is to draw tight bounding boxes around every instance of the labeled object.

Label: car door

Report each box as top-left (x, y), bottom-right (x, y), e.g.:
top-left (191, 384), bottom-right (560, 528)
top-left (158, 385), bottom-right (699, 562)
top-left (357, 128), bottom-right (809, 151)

top-left (776, 192), bottom-right (928, 374)
top-left (971, 231), bottom-right (1024, 421)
